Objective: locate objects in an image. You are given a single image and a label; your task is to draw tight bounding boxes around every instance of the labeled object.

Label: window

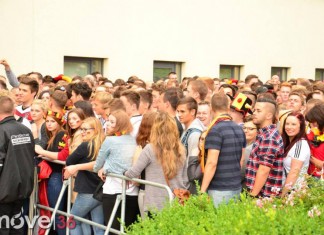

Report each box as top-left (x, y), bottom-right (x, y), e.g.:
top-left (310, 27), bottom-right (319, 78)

top-left (64, 56), bottom-right (104, 77)
top-left (315, 69), bottom-right (324, 81)
top-left (153, 61), bottom-right (182, 82)
top-left (271, 67), bottom-right (289, 81)
top-left (219, 65), bottom-right (241, 80)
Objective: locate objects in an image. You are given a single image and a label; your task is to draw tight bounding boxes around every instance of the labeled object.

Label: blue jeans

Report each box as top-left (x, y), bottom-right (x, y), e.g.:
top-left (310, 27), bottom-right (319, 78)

top-left (47, 172), bottom-right (66, 235)
top-left (70, 193), bottom-right (105, 235)
top-left (208, 188), bottom-right (241, 207)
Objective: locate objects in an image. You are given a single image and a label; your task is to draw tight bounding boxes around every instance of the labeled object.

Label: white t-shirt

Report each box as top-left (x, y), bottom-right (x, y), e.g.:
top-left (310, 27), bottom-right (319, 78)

top-left (130, 115), bottom-right (142, 137)
top-left (283, 139), bottom-right (310, 188)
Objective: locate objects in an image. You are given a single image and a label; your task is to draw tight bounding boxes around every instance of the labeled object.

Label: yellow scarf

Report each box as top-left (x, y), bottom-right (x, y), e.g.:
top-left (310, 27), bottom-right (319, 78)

top-left (199, 114), bottom-right (232, 172)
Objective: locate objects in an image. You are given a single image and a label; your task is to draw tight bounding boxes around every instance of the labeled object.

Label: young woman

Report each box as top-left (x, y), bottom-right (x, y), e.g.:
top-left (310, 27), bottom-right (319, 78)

top-left (93, 110), bottom-right (139, 230)
top-left (35, 110), bottom-right (67, 235)
top-left (65, 117), bottom-right (105, 235)
top-left (134, 111), bottom-right (158, 218)
top-left (38, 90), bottom-right (51, 106)
top-left (125, 111), bottom-right (187, 213)
top-left (241, 115), bottom-right (258, 184)
top-left (35, 108), bottom-right (85, 160)
top-left (305, 104), bottom-right (324, 179)
top-left (30, 99), bottom-right (48, 148)
top-left (66, 108), bottom-right (86, 153)
top-left (281, 112), bottom-right (310, 196)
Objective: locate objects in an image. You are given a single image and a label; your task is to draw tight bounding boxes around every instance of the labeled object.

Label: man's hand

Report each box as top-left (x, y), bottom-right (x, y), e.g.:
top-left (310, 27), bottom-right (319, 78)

top-left (0, 59), bottom-right (10, 71)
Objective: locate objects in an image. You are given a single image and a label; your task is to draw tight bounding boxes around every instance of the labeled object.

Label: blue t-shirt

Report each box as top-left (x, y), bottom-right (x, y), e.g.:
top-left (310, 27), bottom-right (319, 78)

top-left (205, 120), bottom-right (246, 190)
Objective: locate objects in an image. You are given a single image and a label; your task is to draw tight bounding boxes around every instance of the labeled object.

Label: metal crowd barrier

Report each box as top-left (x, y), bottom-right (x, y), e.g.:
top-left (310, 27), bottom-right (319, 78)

top-left (30, 157), bottom-right (174, 235)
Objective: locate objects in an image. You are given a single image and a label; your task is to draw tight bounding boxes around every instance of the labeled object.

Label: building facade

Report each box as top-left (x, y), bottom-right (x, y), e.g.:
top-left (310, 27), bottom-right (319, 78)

top-left (1, 0), bottom-right (324, 82)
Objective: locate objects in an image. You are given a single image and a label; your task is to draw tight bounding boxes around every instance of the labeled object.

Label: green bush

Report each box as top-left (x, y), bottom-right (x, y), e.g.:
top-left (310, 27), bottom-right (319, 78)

top-left (127, 179), bottom-right (324, 235)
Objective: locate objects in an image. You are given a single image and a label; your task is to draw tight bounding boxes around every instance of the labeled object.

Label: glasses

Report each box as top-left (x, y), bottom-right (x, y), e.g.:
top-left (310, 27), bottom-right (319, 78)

top-left (243, 127), bottom-right (257, 131)
top-left (80, 128), bottom-right (94, 132)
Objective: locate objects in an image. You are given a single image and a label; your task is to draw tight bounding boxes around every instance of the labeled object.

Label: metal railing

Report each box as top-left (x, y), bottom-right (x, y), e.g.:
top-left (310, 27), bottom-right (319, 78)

top-left (31, 157), bottom-right (174, 235)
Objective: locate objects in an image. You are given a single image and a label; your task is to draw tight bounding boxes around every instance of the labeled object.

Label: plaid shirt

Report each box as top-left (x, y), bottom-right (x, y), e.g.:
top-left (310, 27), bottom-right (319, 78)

top-left (245, 124), bottom-right (284, 197)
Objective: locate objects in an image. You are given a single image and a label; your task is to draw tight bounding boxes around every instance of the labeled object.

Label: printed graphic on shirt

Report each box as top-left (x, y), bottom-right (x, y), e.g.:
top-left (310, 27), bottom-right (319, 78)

top-left (11, 134), bottom-right (31, 146)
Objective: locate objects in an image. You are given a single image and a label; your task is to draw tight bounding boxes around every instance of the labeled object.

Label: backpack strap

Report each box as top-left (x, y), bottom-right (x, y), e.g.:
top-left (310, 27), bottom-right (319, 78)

top-left (181, 128), bottom-right (202, 155)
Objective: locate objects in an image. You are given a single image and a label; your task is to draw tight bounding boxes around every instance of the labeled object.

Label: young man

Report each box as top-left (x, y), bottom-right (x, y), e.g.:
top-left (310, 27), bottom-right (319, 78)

top-left (287, 91), bottom-right (305, 113)
top-left (196, 101), bottom-right (212, 128)
top-left (201, 92), bottom-right (246, 206)
top-left (177, 97), bottom-right (205, 156)
top-left (70, 82), bottom-right (93, 105)
top-left (0, 96), bottom-right (35, 235)
top-left (15, 76), bottom-right (39, 122)
top-left (158, 87), bottom-right (184, 137)
top-left (279, 82), bottom-right (292, 105)
top-left (177, 97), bottom-right (205, 194)
top-left (245, 98), bottom-right (284, 197)
top-left (245, 74), bottom-right (259, 88)
top-left (186, 80), bottom-right (208, 103)
top-left (120, 90), bottom-right (142, 137)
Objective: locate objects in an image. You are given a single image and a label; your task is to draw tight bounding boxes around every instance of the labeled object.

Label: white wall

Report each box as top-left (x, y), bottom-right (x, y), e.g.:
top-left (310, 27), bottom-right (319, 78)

top-left (1, 0), bottom-right (324, 82)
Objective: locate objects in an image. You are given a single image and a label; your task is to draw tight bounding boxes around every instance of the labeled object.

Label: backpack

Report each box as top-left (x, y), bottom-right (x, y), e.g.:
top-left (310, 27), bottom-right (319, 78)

top-left (181, 128), bottom-right (202, 155)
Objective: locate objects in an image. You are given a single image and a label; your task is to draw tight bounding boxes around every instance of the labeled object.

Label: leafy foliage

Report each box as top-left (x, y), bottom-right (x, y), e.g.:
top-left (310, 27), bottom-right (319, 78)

top-left (127, 178), bottom-right (324, 235)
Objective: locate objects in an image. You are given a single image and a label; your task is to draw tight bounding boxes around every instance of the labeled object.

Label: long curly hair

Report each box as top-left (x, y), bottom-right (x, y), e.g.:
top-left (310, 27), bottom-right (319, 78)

top-left (150, 111), bottom-right (185, 179)
top-left (136, 112), bottom-right (158, 148)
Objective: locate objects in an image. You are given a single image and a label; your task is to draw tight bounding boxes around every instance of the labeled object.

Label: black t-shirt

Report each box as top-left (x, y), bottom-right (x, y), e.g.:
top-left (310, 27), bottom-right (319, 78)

top-left (66, 141), bottom-right (102, 194)
top-left (47, 131), bottom-right (66, 173)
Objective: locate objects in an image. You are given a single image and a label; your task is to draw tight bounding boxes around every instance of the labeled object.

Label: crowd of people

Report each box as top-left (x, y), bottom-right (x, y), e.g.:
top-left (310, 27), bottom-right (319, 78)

top-left (1, 58), bottom-right (324, 234)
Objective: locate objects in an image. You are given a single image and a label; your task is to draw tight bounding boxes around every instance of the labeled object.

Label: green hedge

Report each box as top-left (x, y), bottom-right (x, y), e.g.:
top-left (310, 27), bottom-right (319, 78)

top-left (127, 179), bottom-right (324, 235)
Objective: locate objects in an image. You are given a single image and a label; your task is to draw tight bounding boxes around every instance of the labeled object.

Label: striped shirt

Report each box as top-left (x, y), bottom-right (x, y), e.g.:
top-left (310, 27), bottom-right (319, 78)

top-left (245, 124), bottom-right (284, 197)
top-left (205, 120), bottom-right (246, 191)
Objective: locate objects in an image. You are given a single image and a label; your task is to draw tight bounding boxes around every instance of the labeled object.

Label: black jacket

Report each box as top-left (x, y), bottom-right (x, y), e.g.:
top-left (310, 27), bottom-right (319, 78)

top-left (0, 116), bottom-right (35, 203)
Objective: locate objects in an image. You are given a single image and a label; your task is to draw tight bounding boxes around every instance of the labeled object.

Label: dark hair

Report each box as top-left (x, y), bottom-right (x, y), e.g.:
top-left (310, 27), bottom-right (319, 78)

top-left (51, 90), bottom-right (68, 109)
top-left (27, 72), bottom-right (44, 83)
top-left (39, 90), bottom-right (50, 99)
top-left (282, 112), bottom-right (308, 156)
top-left (220, 84), bottom-right (236, 97)
top-left (20, 77), bottom-right (39, 97)
top-left (245, 74), bottom-right (259, 84)
top-left (71, 82), bottom-right (92, 100)
top-left (138, 90), bottom-right (153, 109)
top-left (162, 87), bottom-right (184, 111)
top-left (0, 80), bottom-right (8, 90)
top-left (256, 97), bottom-right (278, 123)
top-left (120, 90), bottom-right (140, 109)
top-left (177, 97), bottom-right (198, 116)
top-left (306, 103), bottom-right (324, 131)
top-left (74, 100), bottom-right (95, 117)
top-left (43, 75), bottom-right (54, 84)
top-left (66, 108), bottom-right (86, 137)
top-left (114, 78), bottom-right (126, 87)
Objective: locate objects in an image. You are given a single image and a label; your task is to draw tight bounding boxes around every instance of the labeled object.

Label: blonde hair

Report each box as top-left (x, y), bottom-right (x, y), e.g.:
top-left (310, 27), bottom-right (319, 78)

top-left (150, 111), bottom-right (185, 179)
top-left (32, 99), bottom-right (48, 113)
top-left (82, 117), bottom-right (105, 160)
top-left (93, 92), bottom-right (112, 110)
